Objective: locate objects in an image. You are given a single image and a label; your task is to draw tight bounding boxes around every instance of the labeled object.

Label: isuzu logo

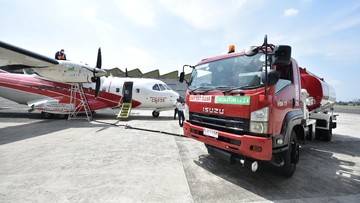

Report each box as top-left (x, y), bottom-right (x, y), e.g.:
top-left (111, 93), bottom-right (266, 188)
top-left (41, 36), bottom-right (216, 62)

top-left (203, 107), bottom-right (225, 115)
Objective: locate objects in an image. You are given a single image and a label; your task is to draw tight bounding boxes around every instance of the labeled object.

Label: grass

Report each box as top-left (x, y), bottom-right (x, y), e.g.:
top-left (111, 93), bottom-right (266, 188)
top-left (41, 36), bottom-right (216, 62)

top-left (335, 105), bottom-right (360, 109)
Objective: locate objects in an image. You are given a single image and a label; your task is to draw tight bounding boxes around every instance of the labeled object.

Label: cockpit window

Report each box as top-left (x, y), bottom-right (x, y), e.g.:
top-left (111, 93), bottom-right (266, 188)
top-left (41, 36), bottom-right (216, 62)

top-left (189, 53), bottom-right (266, 91)
top-left (152, 84), bottom-right (160, 91)
top-left (163, 84), bottom-right (171, 90)
top-left (159, 84), bottom-right (166, 91)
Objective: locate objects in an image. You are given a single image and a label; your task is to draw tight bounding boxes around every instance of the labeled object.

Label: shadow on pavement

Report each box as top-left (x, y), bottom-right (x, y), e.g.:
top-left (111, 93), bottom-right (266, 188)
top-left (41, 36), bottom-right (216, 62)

top-left (192, 137), bottom-right (360, 201)
top-left (0, 114), bottom-right (109, 145)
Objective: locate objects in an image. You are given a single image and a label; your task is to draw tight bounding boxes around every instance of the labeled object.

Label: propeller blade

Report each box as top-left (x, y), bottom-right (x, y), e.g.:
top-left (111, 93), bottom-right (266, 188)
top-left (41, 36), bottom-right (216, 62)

top-left (96, 48), bottom-right (102, 69)
top-left (95, 78), bottom-right (100, 98)
top-left (94, 47), bottom-right (102, 98)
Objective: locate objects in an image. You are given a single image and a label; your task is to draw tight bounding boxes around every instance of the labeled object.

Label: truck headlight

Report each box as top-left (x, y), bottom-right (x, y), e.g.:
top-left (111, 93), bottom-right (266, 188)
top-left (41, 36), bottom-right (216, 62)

top-left (250, 107), bottom-right (269, 134)
top-left (184, 103), bottom-right (189, 120)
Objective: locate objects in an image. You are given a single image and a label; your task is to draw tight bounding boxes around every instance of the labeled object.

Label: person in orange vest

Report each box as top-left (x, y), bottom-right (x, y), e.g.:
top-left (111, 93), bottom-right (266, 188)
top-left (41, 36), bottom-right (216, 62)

top-left (55, 49), bottom-right (66, 60)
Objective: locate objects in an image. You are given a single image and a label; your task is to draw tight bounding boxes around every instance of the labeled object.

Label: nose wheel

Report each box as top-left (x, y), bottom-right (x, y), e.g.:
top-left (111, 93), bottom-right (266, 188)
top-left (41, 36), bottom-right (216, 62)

top-left (152, 110), bottom-right (160, 117)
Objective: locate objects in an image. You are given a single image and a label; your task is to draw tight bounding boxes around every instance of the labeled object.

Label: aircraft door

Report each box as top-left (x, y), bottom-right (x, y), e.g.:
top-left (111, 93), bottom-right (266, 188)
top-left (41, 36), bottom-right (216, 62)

top-left (123, 82), bottom-right (133, 103)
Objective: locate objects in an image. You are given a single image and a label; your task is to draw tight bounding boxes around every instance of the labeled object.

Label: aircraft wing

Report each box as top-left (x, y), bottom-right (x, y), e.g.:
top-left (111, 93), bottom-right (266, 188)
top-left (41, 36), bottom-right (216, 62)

top-left (0, 40), bottom-right (59, 68)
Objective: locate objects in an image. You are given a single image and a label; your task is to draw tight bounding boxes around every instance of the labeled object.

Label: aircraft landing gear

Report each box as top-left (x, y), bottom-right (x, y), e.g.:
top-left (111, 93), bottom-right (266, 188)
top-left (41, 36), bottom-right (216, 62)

top-left (152, 110), bottom-right (160, 117)
top-left (41, 112), bottom-right (53, 119)
top-left (57, 114), bottom-right (68, 119)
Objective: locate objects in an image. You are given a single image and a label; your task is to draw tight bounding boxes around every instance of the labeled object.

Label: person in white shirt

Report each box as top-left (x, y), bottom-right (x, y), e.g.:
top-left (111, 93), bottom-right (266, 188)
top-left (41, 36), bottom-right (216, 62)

top-left (176, 99), bottom-right (185, 127)
top-left (173, 99), bottom-right (179, 120)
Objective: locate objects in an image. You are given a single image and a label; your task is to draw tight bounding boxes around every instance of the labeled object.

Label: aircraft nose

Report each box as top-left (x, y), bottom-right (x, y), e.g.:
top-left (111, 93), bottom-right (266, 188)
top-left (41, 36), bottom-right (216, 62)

top-left (172, 91), bottom-right (180, 99)
top-left (94, 68), bottom-right (107, 77)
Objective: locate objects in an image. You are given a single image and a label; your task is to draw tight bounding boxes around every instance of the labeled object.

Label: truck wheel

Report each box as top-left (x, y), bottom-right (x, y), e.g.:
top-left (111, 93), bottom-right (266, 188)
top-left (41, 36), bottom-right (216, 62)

top-left (322, 118), bottom-right (333, 141)
top-left (315, 129), bottom-right (322, 140)
top-left (280, 131), bottom-right (299, 178)
top-left (152, 110), bottom-right (160, 117)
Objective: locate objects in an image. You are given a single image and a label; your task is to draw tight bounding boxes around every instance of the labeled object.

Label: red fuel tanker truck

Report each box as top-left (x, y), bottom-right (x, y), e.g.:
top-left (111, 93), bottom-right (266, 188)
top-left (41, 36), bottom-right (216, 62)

top-left (179, 35), bottom-right (336, 177)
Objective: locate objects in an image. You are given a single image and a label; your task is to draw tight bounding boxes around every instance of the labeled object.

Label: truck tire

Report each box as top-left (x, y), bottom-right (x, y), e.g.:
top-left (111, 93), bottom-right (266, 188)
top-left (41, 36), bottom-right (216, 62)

top-left (280, 131), bottom-right (299, 178)
top-left (321, 118), bottom-right (333, 141)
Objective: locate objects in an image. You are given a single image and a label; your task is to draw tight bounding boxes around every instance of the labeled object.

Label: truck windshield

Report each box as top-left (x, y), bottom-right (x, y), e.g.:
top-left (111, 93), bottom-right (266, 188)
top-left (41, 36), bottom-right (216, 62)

top-left (189, 53), bottom-right (267, 91)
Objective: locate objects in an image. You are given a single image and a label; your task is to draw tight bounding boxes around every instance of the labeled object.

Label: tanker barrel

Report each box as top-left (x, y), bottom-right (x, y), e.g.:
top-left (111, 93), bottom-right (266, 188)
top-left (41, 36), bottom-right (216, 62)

top-left (299, 67), bottom-right (336, 112)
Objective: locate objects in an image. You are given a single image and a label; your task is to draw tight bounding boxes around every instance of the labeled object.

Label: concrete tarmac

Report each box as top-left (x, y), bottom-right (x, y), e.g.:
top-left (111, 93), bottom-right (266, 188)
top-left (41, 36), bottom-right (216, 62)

top-left (0, 98), bottom-right (359, 202)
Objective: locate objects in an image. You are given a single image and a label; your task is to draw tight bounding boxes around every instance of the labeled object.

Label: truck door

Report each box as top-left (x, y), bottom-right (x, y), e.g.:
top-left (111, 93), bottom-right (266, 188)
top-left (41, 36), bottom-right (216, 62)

top-left (122, 82), bottom-right (133, 103)
top-left (273, 61), bottom-right (301, 134)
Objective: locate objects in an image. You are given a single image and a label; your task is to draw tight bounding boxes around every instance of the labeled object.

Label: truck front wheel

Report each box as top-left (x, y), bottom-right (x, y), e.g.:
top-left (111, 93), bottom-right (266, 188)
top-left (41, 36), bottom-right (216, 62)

top-left (280, 131), bottom-right (299, 178)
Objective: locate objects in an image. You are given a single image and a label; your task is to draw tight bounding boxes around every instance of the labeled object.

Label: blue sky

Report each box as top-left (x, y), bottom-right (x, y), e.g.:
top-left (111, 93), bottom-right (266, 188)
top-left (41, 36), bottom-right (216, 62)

top-left (0, 0), bottom-right (359, 101)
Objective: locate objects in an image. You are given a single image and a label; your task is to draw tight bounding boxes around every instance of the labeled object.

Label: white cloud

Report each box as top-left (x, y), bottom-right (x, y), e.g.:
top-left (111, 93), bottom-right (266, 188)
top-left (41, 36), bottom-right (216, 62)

top-left (158, 0), bottom-right (249, 30)
top-left (283, 8), bottom-right (299, 17)
top-left (114, 0), bottom-right (156, 27)
top-left (83, 7), bottom-right (115, 31)
top-left (115, 46), bottom-right (156, 70)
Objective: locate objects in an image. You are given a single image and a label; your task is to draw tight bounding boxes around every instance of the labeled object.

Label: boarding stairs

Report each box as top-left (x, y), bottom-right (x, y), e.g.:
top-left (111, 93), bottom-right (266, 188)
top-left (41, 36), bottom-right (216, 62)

top-left (117, 98), bottom-right (132, 119)
top-left (68, 84), bottom-right (92, 121)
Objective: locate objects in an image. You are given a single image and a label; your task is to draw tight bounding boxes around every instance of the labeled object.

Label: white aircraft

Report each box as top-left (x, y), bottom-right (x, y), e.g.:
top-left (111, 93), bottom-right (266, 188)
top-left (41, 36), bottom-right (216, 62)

top-left (0, 40), bottom-right (107, 97)
top-left (0, 70), bottom-right (179, 118)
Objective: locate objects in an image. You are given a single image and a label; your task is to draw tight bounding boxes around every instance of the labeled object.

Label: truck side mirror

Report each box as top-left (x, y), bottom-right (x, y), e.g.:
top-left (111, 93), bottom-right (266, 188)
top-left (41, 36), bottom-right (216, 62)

top-left (179, 72), bottom-right (185, 83)
top-left (273, 45), bottom-right (291, 65)
top-left (261, 70), bottom-right (280, 86)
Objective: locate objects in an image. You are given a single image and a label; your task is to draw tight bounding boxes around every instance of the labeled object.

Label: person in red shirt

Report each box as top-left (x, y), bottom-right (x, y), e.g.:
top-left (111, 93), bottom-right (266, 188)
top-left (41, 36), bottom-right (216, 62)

top-left (55, 49), bottom-right (66, 60)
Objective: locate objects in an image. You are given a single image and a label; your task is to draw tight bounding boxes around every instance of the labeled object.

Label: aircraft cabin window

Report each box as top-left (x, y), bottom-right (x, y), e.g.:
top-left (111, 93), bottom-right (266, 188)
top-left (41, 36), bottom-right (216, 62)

top-left (116, 88), bottom-right (120, 93)
top-left (136, 88), bottom-right (140, 93)
top-left (88, 87), bottom-right (93, 92)
top-left (152, 84), bottom-right (160, 91)
top-left (53, 86), bottom-right (57, 91)
top-left (60, 87), bottom-right (64, 91)
top-left (38, 86), bottom-right (42, 91)
top-left (45, 86), bottom-right (49, 91)
top-left (159, 84), bottom-right (166, 91)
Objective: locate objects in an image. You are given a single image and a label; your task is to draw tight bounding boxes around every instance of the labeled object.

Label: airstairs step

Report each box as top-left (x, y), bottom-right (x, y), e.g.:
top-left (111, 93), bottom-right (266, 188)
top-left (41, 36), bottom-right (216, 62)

top-left (117, 102), bottom-right (132, 118)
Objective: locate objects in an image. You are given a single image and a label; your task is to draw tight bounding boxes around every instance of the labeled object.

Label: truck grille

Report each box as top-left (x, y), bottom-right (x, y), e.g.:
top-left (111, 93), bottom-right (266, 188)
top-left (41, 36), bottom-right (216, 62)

top-left (189, 112), bottom-right (249, 135)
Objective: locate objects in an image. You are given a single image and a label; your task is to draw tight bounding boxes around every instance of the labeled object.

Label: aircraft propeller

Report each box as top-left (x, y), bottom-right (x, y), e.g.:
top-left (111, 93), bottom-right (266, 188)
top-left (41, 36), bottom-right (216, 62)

top-left (91, 48), bottom-right (105, 98)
